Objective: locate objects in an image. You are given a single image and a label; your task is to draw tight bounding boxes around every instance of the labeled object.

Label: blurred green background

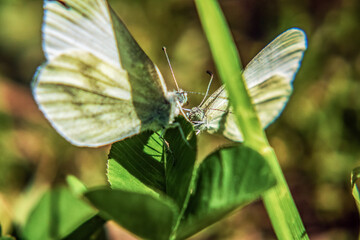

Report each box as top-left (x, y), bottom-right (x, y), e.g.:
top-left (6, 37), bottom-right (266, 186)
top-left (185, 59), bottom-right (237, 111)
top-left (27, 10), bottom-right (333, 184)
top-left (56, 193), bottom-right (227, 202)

top-left (0, 0), bottom-right (359, 239)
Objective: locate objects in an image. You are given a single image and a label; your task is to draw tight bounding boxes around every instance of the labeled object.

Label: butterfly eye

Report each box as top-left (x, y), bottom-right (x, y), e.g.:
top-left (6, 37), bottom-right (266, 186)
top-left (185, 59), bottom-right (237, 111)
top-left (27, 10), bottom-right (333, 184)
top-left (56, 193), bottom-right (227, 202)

top-left (176, 91), bottom-right (188, 105)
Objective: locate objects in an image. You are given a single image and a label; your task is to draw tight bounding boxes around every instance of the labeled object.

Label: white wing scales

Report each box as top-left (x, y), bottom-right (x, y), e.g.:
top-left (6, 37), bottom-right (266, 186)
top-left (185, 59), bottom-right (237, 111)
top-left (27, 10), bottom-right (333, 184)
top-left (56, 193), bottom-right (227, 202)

top-left (244, 29), bottom-right (306, 89)
top-left (250, 75), bottom-right (293, 127)
top-left (34, 0), bottom-right (182, 147)
top-left (189, 28), bottom-right (307, 141)
top-left (43, 0), bottom-right (121, 68)
top-left (34, 51), bottom-right (142, 147)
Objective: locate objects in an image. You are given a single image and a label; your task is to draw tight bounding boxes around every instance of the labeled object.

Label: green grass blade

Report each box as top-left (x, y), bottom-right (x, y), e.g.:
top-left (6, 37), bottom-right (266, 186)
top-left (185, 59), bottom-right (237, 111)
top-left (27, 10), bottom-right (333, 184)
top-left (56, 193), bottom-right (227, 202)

top-left (194, 0), bottom-right (267, 146)
top-left (194, 0), bottom-right (309, 239)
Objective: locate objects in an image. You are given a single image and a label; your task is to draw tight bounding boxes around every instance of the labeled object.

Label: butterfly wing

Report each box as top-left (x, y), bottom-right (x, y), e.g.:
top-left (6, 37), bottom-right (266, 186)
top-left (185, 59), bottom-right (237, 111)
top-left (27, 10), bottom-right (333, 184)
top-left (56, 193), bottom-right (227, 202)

top-left (197, 28), bottom-right (307, 141)
top-left (34, 50), bottom-right (144, 146)
top-left (244, 28), bottom-right (307, 127)
top-left (34, 0), bottom-right (175, 146)
top-left (43, 0), bottom-right (120, 66)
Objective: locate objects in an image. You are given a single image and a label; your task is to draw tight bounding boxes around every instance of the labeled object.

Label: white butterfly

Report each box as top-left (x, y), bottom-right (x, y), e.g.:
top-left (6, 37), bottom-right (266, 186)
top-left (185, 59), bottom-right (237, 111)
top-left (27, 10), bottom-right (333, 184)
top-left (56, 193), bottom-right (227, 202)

top-left (32, 0), bottom-right (187, 147)
top-left (188, 28), bottom-right (307, 141)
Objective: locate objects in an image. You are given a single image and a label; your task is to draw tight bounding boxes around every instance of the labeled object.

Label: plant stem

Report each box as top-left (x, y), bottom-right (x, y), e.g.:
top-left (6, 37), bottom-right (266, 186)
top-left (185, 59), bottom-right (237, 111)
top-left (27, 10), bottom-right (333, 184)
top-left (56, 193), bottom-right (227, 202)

top-left (194, 0), bottom-right (308, 239)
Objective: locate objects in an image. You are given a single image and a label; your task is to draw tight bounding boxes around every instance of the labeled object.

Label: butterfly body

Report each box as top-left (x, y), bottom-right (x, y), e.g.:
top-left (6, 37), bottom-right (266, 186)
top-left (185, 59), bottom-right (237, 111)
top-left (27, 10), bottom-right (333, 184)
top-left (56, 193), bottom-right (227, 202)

top-left (33, 0), bottom-right (186, 147)
top-left (188, 29), bottom-right (307, 142)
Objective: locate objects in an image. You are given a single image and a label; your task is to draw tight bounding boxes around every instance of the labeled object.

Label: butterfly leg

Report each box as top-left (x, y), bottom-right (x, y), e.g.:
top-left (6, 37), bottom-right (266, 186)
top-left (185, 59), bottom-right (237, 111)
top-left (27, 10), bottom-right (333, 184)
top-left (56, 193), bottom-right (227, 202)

top-left (154, 131), bottom-right (173, 154)
top-left (169, 122), bottom-right (192, 148)
top-left (177, 101), bottom-right (192, 123)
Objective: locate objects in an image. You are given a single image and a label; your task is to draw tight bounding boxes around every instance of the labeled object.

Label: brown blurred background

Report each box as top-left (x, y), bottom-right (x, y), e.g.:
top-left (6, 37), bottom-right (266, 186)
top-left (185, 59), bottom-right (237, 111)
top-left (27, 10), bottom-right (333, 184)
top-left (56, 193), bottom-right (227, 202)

top-left (0, 0), bottom-right (360, 239)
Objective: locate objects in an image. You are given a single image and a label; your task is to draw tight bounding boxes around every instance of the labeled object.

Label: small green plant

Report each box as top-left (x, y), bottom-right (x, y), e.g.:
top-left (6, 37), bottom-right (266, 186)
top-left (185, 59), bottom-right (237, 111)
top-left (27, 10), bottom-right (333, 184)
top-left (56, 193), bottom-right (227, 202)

top-left (21, 0), bottom-right (310, 239)
top-left (21, 117), bottom-right (275, 240)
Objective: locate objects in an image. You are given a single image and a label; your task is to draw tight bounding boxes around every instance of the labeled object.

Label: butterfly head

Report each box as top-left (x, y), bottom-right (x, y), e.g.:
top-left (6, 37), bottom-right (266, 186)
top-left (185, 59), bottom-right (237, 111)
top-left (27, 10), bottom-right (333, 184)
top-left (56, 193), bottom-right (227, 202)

top-left (187, 107), bottom-right (205, 122)
top-left (175, 90), bottom-right (188, 106)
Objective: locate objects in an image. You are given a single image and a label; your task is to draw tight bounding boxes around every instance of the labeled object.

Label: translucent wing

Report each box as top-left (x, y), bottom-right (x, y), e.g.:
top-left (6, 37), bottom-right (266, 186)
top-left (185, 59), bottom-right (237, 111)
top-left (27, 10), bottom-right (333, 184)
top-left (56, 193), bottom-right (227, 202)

top-left (191, 28), bottom-right (307, 141)
top-left (34, 51), bottom-right (171, 147)
top-left (250, 75), bottom-right (293, 127)
top-left (42, 0), bottom-right (168, 95)
top-left (43, 0), bottom-right (120, 67)
top-left (34, 0), bottom-right (178, 146)
top-left (244, 28), bottom-right (307, 90)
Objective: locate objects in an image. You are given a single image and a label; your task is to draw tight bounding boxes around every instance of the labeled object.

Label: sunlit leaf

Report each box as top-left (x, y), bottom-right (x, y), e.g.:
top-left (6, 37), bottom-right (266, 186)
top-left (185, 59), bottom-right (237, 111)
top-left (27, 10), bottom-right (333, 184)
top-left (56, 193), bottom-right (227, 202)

top-left (351, 167), bottom-right (360, 212)
top-left (66, 175), bottom-right (88, 196)
top-left (22, 187), bottom-right (97, 240)
top-left (107, 116), bottom-right (196, 203)
top-left (63, 215), bottom-right (106, 240)
top-left (177, 145), bottom-right (276, 238)
top-left (107, 131), bottom-right (165, 194)
top-left (85, 188), bottom-right (178, 240)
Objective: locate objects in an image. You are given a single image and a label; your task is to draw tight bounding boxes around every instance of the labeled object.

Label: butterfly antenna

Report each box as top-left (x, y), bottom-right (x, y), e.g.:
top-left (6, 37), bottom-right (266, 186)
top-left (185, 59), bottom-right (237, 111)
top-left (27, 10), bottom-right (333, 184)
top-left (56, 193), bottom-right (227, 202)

top-left (207, 108), bottom-right (230, 113)
top-left (186, 91), bottom-right (206, 96)
top-left (198, 71), bottom-right (214, 106)
top-left (162, 47), bottom-right (192, 122)
top-left (162, 47), bottom-right (180, 91)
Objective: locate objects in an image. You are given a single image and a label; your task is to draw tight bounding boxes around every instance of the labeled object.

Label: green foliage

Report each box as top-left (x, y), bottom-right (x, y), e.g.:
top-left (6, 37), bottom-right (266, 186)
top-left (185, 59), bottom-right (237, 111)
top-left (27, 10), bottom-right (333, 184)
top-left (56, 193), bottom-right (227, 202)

top-left (351, 167), bottom-right (360, 213)
top-left (22, 187), bottom-right (97, 240)
top-left (84, 117), bottom-right (275, 239)
top-left (19, 117), bottom-right (275, 240)
top-left (62, 215), bottom-right (106, 240)
top-left (0, 225), bottom-right (15, 240)
top-left (195, 0), bottom-right (308, 239)
top-left (351, 167), bottom-right (360, 239)
top-left (2, 0), bottom-right (359, 238)
top-left (0, 236), bottom-right (15, 240)
top-left (107, 131), bottom-right (169, 195)
top-left (177, 145), bottom-right (276, 239)
top-left (66, 175), bottom-right (88, 196)
top-left (85, 189), bottom-right (178, 240)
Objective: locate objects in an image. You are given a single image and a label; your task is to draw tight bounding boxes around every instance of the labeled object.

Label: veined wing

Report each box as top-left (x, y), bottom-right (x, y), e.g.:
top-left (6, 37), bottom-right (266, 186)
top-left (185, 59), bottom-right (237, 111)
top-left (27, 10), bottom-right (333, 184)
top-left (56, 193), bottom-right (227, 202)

top-left (42, 0), bottom-right (167, 100)
top-left (244, 28), bottom-right (307, 127)
top-left (213, 75), bottom-right (293, 141)
top-left (34, 0), bottom-right (181, 146)
top-left (34, 50), bottom-right (170, 147)
top-left (43, 0), bottom-right (120, 67)
top-left (190, 28), bottom-right (307, 141)
top-left (250, 75), bottom-right (292, 128)
top-left (244, 28), bottom-right (307, 89)
top-left (42, 0), bottom-right (171, 114)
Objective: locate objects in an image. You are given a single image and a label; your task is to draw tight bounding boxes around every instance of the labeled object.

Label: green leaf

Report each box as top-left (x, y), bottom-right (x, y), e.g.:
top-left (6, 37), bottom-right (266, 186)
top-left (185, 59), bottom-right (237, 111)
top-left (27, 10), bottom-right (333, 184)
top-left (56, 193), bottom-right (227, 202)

top-left (85, 188), bottom-right (179, 240)
top-left (66, 175), bottom-right (88, 196)
top-left (163, 117), bottom-right (197, 236)
top-left (107, 131), bottom-right (166, 194)
top-left (22, 187), bottom-right (97, 240)
top-left (107, 117), bottom-right (197, 202)
top-left (164, 117), bottom-right (197, 209)
top-left (177, 145), bottom-right (276, 239)
top-left (0, 237), bottom-right (15, 240)
top-left (63, 215), bottom-right (106, 240)
top-left (351, 167), bottom-right (360, 213)
top-left (0, 226), bottom-right (15, 240)
top-left (103, 117), bottom-right (197, 239)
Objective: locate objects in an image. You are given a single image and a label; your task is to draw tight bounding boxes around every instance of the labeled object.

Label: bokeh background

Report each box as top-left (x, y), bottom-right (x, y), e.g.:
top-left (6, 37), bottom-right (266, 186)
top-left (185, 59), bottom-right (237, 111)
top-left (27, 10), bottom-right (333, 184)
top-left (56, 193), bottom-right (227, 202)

top-left (0, 0), bottom-right (360, 239)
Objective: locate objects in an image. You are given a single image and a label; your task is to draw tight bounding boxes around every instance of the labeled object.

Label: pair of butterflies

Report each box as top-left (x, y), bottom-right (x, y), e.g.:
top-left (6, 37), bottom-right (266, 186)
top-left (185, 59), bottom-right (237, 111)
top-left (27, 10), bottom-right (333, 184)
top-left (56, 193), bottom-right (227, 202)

top-left (33, 0), bottom-right (307, 147)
